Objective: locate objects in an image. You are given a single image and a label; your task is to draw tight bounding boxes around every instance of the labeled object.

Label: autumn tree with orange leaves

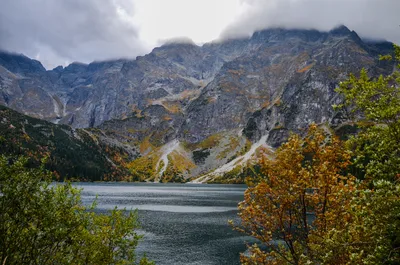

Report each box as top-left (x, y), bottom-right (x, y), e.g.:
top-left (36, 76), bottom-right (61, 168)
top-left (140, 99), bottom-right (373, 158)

top-left (235, 44), bottom-right (400, 264)
top-left (234, 125), bottom-right (357, 265)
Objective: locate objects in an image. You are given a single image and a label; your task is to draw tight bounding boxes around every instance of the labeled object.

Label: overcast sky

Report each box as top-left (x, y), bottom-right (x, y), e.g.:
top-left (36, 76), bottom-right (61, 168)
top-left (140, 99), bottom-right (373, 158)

top-left (0, 0), bottom-right (399, 69)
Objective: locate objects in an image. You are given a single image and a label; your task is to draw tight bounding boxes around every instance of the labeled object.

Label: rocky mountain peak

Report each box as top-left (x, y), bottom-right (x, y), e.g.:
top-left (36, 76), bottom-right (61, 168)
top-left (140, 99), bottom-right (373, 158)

top-left (329, 25), bottom-right (352, 35)
top-left (251, 27), bottom-right (325, 43)
top-left (63, 62), bottom-right (88, 73)
top-left (51, 65), bottom-right (64, 73)
top-left (0, 50), bottom-right (46, 75)
top-left (0, 26), bottom-right (396, 182)
top-left (0, 26), bottom-right (394, 129)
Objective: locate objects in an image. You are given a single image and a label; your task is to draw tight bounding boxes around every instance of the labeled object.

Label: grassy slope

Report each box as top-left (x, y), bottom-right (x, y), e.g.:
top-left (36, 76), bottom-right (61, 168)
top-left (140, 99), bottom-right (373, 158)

top-left (0, 105), bottom-right (131, 181)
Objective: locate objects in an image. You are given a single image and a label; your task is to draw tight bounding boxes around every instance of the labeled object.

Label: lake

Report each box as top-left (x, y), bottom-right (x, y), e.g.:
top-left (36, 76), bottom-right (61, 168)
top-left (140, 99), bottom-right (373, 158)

top-left (76, 183), bottom-right (254, 265)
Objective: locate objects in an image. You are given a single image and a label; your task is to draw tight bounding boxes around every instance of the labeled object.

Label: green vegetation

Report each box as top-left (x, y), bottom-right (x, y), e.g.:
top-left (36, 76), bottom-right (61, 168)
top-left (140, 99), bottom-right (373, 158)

top-left (184, 133), bottom-right (223, 150)
top-left (209, 164), bottom-right (261, 184)
top-left (0, 155), bottom-right (154, 265)
top-left (128, 146), bottom-right (194, 182)
top-left (0, 106), bottom-right (131, 181)
top-left (236, 44), bottom-right (400, 264)
top-left (334, 44), bottom-right (400, 181)
top-left (217, 136), bottom-right (241, 160)
top-left (128, 150), bottom-right (160, 182)
top-left (192, 148), bottom-right (210, 164)
top-left (162, 152), bottom-right (195, 182)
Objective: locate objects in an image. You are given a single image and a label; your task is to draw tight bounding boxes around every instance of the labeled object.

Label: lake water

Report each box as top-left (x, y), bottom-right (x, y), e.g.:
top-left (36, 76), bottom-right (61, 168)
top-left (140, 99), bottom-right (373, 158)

top-left (76, 183), bottom-right (254, 265)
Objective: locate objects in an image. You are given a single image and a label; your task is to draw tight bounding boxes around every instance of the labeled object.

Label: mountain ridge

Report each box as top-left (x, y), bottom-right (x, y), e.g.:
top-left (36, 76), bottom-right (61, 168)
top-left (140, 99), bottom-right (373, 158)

top-left (0, 25), bottom-right (396, 182)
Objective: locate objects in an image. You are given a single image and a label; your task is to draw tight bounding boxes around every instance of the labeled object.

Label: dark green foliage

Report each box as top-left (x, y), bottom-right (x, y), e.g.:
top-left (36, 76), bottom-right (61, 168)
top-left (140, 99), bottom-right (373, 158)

top-left (243, 118), bottom-right (257, 140)
top-left (0, 105), bottom-right (130, 181)
top-left (192, 148), bottom-right (210, 164)
top-left (334, 124), bottom-right (359, 141)
top-left (335, 44), bottom-right (400, 182)
top-left (321, 43), bottom-right (400, 263)
top-left (0, 155), bottom-right (154, 265)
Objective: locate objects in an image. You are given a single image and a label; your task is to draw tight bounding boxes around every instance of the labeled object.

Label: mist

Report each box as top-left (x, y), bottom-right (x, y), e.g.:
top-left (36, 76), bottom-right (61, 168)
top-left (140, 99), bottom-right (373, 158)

top-left (0, 0), bottom-right (147, 69)
top-left (1, 0), bottom-right (398, 69)
top-left (220, 0), bottom-right (400, 44)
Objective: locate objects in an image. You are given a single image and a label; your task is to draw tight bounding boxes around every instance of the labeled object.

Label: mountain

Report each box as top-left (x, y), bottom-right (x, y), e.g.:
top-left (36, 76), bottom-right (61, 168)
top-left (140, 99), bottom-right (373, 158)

top-left (0, 105), bottom-right (137, 181)
top-left (0, 26), bottom-right (395, 182)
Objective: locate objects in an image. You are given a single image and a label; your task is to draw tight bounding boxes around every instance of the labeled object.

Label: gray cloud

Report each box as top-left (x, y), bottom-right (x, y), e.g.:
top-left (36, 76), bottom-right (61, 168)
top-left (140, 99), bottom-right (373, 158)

top-left (0, 0), bottom-right (147, 69)
top-left (1, 0), bottom-right (399, 69)
top-left (221, 0), bottom-right (400, 44)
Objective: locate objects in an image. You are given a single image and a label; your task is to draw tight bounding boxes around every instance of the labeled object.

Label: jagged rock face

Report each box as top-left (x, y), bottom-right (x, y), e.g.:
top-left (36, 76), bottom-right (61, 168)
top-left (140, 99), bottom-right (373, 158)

top-left (182, 27), bottom-right (394, 144)
top-left (0, 52), bottom-right (46, 74)
top-left (0, 53), bottom-right (57, 120)
top-left (98, 104), bottom-right (184, 149)
top-left (0, 26), bottom-right (396, 182)
top-left (0, 40), bottom-right (257, 128)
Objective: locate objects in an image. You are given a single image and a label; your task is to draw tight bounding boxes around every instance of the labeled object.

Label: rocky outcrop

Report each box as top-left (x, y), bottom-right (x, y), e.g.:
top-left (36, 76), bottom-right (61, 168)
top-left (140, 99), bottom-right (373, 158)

top-left (182, 27), bottom-right (393, 146)
top-left (0, 52), bottom-right (57, 120)
top-left (0, 26), bottom-right (395, 182)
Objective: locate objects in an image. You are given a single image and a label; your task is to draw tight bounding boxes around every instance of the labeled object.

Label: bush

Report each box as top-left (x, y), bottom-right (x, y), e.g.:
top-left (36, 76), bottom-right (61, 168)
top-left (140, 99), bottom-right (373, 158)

top-left (0, 155), bottom-right (154, 265)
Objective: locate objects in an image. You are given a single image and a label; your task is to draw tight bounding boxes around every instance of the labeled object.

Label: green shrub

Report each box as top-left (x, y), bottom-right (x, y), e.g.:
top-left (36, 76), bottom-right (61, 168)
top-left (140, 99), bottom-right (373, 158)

top-left (0, 155), bottom-right (154, 265)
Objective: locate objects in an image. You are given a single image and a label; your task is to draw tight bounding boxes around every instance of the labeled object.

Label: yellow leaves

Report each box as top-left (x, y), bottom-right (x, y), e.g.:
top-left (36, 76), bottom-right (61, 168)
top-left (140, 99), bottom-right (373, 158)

top-left (127, 149), bottom-right (160, 181)
top-left (236, 124), bottom-right (357, 264)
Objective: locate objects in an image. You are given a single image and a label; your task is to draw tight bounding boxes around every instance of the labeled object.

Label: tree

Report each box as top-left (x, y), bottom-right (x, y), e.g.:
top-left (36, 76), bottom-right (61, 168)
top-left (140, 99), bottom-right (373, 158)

top-left (234, 125), bottom-right (357, 264)
top-left (321, 43), bottom-right (400, 264)
top-left (0, 155), bottom-right (154, 265)
top-left (314, 179), bottom-right (400, 264)
top-left (235, 44), bottom-right (400, 265)
top-left (334, 44), bottom-right (400, 181)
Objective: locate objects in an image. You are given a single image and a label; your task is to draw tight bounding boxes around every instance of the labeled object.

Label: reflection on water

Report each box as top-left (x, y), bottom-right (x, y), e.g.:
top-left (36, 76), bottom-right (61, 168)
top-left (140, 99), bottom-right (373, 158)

top-left (75, 183), bottom-right (253, 265)
top-left (97, 204), bottom-right (238, 213)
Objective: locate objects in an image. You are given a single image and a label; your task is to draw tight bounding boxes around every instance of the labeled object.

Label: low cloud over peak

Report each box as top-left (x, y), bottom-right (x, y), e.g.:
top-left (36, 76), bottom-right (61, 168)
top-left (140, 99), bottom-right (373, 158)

top-left (220, 0), bottom-right (400, 44)
top-left (0, 0), bottom-right (147, 69)
top-left (0, 0), bottom-right (398, 69)
top-left (160, 37), bottom-right (197, 47)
